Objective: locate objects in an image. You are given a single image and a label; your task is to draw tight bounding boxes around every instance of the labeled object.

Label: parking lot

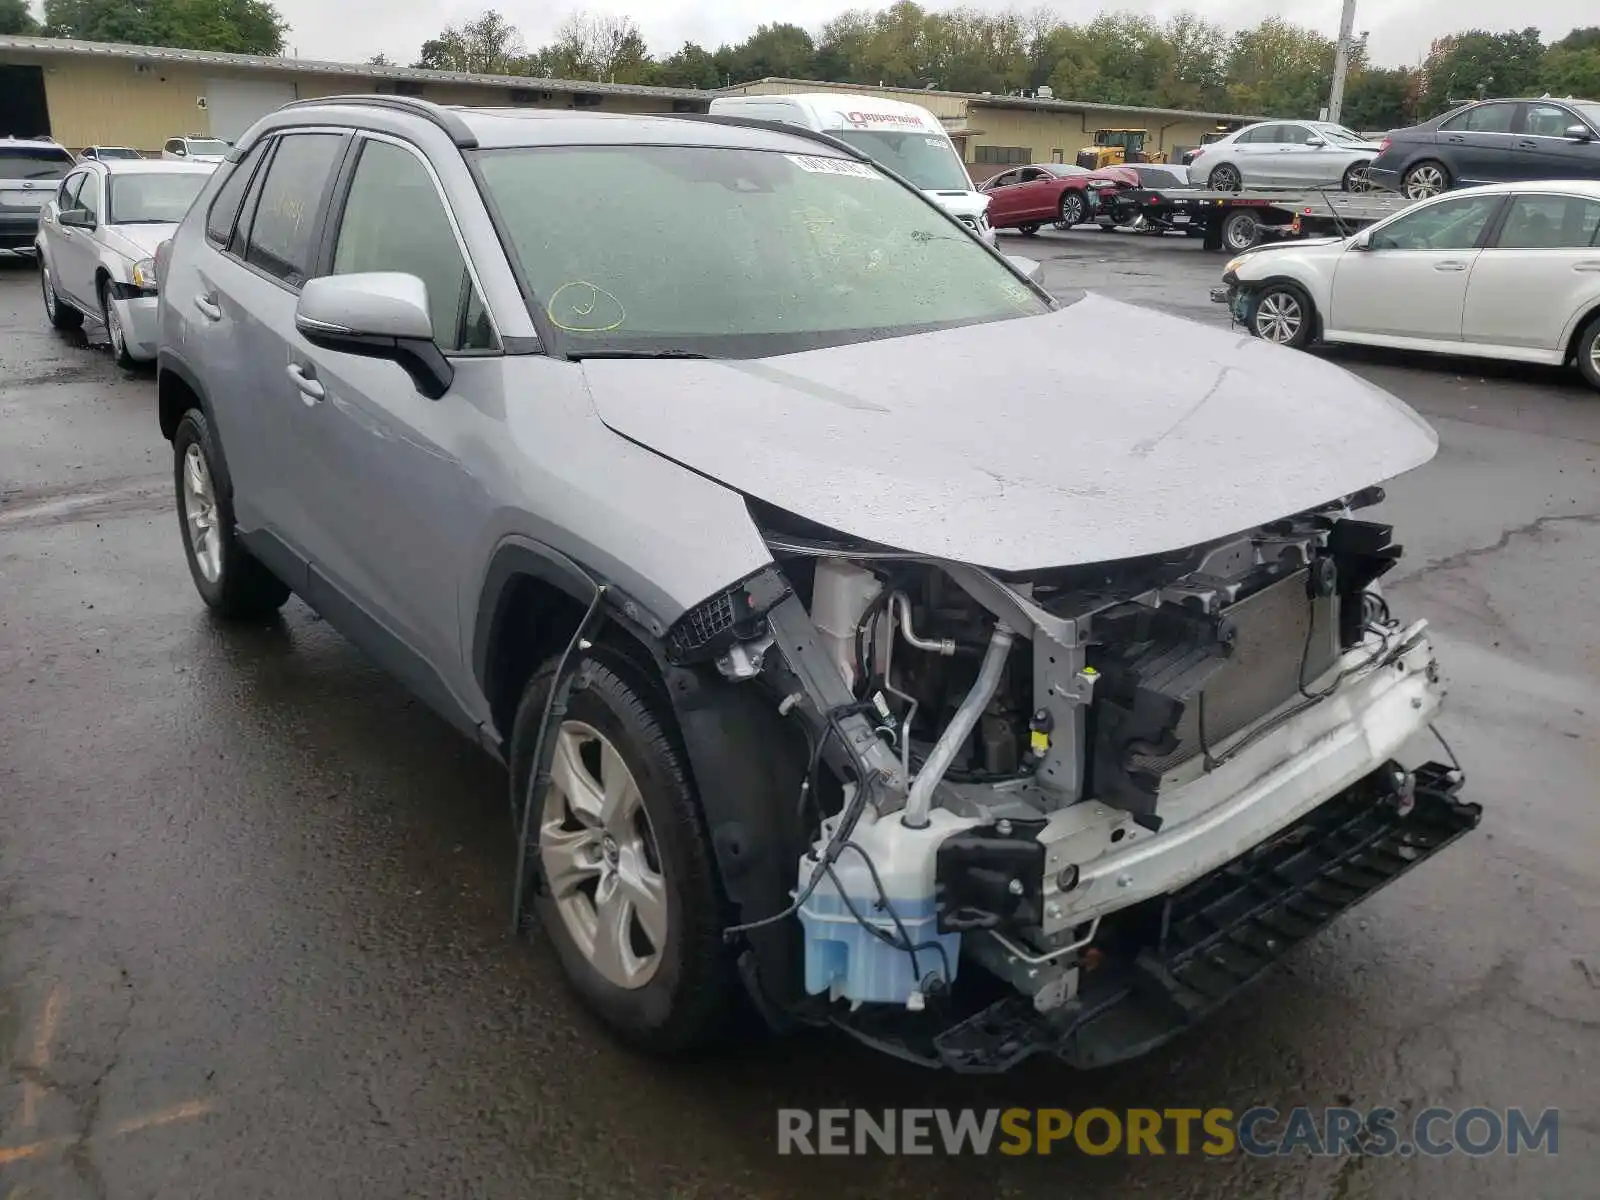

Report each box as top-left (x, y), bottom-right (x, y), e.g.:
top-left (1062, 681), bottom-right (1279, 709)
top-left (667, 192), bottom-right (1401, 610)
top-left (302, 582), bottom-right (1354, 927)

top-left (1, 229), bottom-right (1596, 1198)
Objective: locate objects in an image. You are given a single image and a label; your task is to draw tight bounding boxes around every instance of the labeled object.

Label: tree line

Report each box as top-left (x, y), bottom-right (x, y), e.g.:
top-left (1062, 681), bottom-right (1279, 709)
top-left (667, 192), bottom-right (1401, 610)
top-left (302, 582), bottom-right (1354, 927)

top-left (9, 0), bottom-right (1600, 129)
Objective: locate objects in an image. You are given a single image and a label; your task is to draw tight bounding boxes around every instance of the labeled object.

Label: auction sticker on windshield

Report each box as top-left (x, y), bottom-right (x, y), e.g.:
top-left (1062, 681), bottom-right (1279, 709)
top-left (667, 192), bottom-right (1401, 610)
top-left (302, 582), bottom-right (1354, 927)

top-left (786, 154), bottom-right (881, 179)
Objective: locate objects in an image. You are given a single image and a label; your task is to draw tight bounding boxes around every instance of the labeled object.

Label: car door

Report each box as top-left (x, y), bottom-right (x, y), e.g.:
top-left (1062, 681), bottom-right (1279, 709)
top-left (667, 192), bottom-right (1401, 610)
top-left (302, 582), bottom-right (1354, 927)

top-left (1013, 167), bottom-right (1057, 220)
top-left (1328, 191), bottom-right (1507, 342)
top-left (1269, 124), bottom-right (1322, 185)
top-left (1516, 103), bottom-right (1600, 182)
top-left (1229, 125), bottom-right (1282, 186)
top-left (192, 130), bottom-right (350, 577)
top-left (292, 133), bottom-right (499, 713)
top-left (39, 170), bottom-right (86, 297)
top-left (1461, 192), bottom-right (1600, 352)
top-left (981, 170), bottom-right (1022, 223)
top-left (1435, 102), bottom-right (1518, 184)
top-left (53, 168), bottom-right (104, 310)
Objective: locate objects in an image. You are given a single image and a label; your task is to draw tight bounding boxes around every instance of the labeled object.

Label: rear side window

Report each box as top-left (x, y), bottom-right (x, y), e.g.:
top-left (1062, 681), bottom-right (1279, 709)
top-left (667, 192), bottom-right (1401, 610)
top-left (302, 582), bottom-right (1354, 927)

top-left (1237, 126), bottom-right (1275, 144)
top-left (206, 146), bottom-right (260, 245)
top-left (1442, 103), bottom-right (1515, 134)
top-left (0, 146), bottom-right (75, 180)
top-left (1496, 195), bottom-right (1600, 249)
top-left (330, 139), bottom-right (493, 351)
top-left (242, 132), bottom-right (345, 288)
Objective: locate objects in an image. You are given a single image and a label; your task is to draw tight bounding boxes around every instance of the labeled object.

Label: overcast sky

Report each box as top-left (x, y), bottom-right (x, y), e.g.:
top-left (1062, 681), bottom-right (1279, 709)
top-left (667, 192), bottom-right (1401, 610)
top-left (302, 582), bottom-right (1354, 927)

top-left (270, 1), bottom-right (1593, 71)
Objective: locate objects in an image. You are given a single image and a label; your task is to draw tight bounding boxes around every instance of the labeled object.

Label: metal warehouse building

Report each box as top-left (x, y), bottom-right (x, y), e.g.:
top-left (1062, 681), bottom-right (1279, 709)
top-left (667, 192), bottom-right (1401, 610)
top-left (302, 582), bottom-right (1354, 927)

top-left (0, 34), bottom-right (1257, 174)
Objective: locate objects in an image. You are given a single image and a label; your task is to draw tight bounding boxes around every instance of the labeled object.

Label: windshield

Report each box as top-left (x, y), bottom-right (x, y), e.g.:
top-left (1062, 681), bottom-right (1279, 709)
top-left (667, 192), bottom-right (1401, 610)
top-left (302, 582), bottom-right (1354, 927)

top-left (472, 144), bottom-right (1046, 358)
top-left (0, 146), bottom-right (75, 180)
top-left (1314, 124), bottom-right (1368, 144)
top-left (95, 147), bottom-right (143, 160)
top-left (184, 139), bottom-right (230, 156)
top-left (1042, 164), bottom-right (1092, 177)
top-left (831, 128), bottom-right (973, 192)
top-left (108, 172), bottom-right (210, 224)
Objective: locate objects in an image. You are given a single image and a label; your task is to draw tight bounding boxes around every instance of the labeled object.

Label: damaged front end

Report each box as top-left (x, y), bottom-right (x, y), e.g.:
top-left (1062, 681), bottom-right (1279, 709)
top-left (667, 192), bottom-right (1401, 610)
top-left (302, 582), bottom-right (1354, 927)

top-left (665, 491), bottom-right (1479, 1071)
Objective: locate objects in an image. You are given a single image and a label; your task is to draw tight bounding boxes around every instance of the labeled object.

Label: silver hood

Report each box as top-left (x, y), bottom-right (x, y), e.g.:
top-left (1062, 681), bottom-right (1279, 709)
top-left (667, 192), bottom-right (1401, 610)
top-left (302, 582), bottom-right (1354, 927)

top-left (582, 293), bottom-right (1437, 572)
top-left (102, 223), bottom-right (175, 261)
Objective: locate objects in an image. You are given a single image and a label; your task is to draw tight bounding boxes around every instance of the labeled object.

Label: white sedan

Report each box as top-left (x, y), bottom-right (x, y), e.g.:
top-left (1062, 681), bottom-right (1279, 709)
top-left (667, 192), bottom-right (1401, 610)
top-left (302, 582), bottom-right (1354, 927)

top-left (1215, 180), bottom-right (1600, 390)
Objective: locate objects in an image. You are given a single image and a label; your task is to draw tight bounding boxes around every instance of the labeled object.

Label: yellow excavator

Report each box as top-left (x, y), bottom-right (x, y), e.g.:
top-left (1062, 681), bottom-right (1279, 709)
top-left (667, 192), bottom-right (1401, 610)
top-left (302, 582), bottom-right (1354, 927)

top-left (1076, 129), bottom-right (1168, 170)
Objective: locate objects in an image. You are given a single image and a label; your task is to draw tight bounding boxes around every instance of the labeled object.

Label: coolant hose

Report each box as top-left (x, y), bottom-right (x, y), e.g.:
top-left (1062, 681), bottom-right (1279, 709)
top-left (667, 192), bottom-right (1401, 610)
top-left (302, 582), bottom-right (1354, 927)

top-left (902, 622), bottom-right (1015, 828)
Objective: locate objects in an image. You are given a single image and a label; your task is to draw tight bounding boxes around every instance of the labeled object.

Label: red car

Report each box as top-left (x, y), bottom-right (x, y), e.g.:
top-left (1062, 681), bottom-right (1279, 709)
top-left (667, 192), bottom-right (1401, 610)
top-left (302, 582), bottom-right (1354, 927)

top-left (978, 163), bottom-right (1140, 234)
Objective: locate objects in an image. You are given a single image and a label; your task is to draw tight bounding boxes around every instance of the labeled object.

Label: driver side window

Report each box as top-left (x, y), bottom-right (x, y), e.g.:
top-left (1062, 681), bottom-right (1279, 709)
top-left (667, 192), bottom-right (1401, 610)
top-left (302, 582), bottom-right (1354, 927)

top-left (58, 172), bottom-right (85, 207)
top-left (331, 138), bottom-right (495, 352)
top-left (77, 174), bottom-right (101, 223)
top-left (1370, 194), bottom-right (1503, 251)
top-left (987, 170), bottom-right (1018, 189)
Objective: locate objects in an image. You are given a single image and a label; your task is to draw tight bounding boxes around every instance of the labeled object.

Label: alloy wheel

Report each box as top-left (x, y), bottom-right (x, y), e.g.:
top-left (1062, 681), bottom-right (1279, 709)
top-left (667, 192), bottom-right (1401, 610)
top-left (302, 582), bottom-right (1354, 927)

top-left (1212, 165), bottom-right (1241, 191)
top-left (1061, 194), bottom-right (1084, 225)
top-left (105, 297), bottom-right (125, 361)
top-left (540, 721), bottom-right (668, 990)
top-left (1254, 292), bottom-right (1303, 344)
top-left (41, 267), bottom-right (57, 320)
top-left (1405, 165), bottom-right (1447, 199)
top-left (1345, 163), bottom-right (1373, 192)
top-left (181, 443), bottom-right (223, 583)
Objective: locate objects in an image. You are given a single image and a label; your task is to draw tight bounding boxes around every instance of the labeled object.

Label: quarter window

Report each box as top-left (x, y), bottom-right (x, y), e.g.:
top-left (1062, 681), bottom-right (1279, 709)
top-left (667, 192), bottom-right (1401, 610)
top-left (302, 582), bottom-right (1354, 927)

top-left (1495, 194), bottom-right (1600, 249)
top-left (1441, 103), bottom-right (1515, 134)
top-left (330, 139), bottom-right (493, 352)
top-left (206, 144), bottom-right (261, 245)
top-left (1370, 194), bottom-right (1504, 251)
top-left (242, 132), bottom-right (345, 288)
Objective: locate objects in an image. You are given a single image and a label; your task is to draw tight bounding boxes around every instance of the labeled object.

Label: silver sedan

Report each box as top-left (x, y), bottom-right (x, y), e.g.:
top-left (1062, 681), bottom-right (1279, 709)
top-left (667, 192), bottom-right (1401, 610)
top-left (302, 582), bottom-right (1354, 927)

top-left (1188, 120), bottom-right (1383, 192)
top-left (35, 158), bottom-right (215, 365)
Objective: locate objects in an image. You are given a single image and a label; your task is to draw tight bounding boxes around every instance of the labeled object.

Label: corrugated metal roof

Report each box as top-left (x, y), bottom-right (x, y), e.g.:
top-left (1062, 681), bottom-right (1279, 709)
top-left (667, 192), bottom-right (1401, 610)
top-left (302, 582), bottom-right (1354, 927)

top-left (733, 77), bottom-right (1262, 124)
top-left (0, 34), bottom-right (710, 101)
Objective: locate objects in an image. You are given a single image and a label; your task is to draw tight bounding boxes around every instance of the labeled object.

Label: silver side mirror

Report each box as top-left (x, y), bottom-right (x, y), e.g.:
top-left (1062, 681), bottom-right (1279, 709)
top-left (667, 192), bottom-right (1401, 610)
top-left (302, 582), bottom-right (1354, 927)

top-left (295, 272), bottom-right (452, 399)
top-left (1566, 124), bottom-right (1595, 142)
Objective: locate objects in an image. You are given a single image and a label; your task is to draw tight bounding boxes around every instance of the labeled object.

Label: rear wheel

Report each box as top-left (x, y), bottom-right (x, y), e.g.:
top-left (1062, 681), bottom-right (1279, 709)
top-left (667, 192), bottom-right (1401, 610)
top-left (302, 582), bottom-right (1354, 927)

top-left (1221, 209), bottom-right (1263, 254)
top-left (1402, 160), bottom-right (1450, 199)
top-left (1017, 223), bottom-right (1040, 236)
top-left (172, 409), bottom-right (291, 619)
top-left (1342, 161), bottom-right (1373, 192)
top-left (1208, 163), bottom-right (1242, 192)
top-left (1058, 191), bottom-right (1086, 227)
top-left (511, 651), bottom-right (735, 1053)
top-left (1576, 315), bottom-right (1600, 391)
top-left (40, 259), bottom-right (82, 331)
top-left (1248, 282), bottom-right (1315, 350)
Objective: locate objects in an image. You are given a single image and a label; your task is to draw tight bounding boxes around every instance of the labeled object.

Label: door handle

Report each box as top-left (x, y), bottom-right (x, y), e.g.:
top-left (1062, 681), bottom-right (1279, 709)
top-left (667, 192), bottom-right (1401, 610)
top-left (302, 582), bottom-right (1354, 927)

top-left (193, 293), bottom-right (221, 321)
top-left (1574, 261), bottom-right (1600, 272)
top-left (286, 362), bottom-right (325, 404)
top-left (1434, 261), bottom-right (1469, 272)
top-left (1515, 140), bottom-right (1539, 150)
top-left (1446, 135), bottom-right (1466, 143)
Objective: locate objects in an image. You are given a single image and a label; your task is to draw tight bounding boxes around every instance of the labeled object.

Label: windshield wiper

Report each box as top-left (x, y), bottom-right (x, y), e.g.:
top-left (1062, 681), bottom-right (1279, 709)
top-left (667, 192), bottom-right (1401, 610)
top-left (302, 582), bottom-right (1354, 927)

top-left (569, 349), bottom-right (709, 360)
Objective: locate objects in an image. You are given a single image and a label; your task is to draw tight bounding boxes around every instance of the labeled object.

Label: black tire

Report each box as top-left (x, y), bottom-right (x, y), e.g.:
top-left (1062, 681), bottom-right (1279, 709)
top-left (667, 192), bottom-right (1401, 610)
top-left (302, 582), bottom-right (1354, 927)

top-left (101, 280), bottom-right (135, 369)
top-left (171, 409), bottom-right (291, 619)
top-left (1576, 315), bottom-right (1600, 392)
top-left (1058, 191), bottom-right (1086, 227)
top-left (40, 257), bottom-right (82, 331)
top-left (1342, 160), bottom-right (1373, 192)
top-left (1017, 223), bottom-right (1040, 236)
top-left (511, 650), bottom-right (734, 1054)
top-left (1208, 163), bottom-right (1242, 192)
top-left (1221, 209), bottom-right (1263, 254)
top-left (1246, 282), bottom-right (1316, 350)
top-left (1402, 160), bottom-right (1450, 200)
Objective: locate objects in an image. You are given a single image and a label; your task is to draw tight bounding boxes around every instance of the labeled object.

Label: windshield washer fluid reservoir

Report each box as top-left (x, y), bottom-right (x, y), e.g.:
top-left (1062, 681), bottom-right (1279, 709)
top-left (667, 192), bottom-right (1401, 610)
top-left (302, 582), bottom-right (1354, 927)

top-left (798, 807), bottom-right (976, 1007)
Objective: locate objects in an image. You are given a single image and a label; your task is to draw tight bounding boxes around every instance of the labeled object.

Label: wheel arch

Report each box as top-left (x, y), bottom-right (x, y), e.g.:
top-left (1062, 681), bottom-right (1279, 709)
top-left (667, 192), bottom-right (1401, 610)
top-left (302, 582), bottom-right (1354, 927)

top-left (1563, 300), bottom-right (1600, 365)
top-left (156, 356), bottom-right (237, 496)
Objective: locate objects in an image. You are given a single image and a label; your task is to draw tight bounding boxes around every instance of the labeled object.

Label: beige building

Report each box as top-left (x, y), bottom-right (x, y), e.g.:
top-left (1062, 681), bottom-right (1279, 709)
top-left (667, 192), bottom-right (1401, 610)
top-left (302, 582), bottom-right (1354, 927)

top-left (0, 35), bottom-right (1257, 174)
top-left (0, 34), bottom-right (709, 152)
top-left (720, 78), bottom-right (1260, 179)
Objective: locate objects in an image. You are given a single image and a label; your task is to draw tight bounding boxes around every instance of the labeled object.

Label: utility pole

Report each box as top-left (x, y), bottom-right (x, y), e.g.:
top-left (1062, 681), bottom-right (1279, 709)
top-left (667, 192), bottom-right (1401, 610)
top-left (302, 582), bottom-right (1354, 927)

top-left (1327, 0), bottom-right (1357, 124)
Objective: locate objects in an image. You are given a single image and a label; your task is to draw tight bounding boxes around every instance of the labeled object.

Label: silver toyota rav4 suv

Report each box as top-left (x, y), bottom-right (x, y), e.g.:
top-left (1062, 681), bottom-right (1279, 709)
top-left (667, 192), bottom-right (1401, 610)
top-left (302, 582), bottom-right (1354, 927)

top-left (155, 96), bottom-right (1479, 1070)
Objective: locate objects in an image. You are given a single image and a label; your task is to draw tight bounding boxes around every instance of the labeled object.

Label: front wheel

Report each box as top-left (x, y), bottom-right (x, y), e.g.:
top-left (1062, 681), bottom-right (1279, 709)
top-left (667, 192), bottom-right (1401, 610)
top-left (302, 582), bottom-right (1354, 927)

top-left (1576, 315), bottom-right (1600, 392)
top-left (1017, 223), bottom-right (1040, 236)
top-left (1402, 160), bottom-right (1450, 199)
top-left (511, 650), bottom-right (735, 1053)
top-left (172, 410), bottom-right (291, 618)
top-left (1058, 191), bottom-right (1086, 227)
top-left (101, 281), bottom-right (134, 368)
top-left (1247, 282), bottom-right (1315, 350)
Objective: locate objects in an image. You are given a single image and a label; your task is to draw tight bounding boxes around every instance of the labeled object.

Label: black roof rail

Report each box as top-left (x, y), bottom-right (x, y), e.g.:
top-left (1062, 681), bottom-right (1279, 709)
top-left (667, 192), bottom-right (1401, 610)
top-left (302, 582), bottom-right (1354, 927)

top-left (272, 94), bottom-right (478, 148)
top-left (654, 111), bottom-right (874, 164)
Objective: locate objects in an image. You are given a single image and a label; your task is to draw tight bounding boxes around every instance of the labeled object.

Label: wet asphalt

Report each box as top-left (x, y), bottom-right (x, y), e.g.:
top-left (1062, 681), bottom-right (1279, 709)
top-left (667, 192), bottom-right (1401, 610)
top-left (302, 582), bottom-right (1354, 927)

top-left (1, 234), bottom-right (1596, 1199)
